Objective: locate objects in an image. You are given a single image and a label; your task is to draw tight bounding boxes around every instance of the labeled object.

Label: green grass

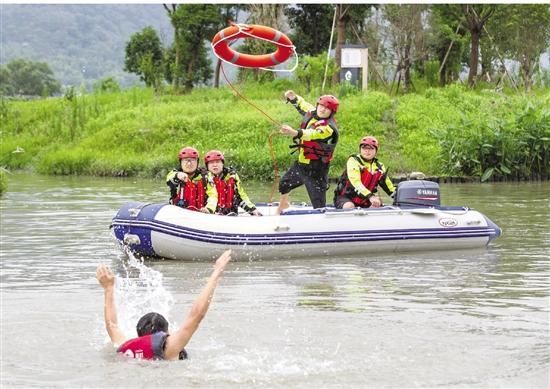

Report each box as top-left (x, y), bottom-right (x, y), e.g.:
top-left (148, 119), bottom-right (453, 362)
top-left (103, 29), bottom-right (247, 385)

top-left (2, 83), bottom-right (548, 181)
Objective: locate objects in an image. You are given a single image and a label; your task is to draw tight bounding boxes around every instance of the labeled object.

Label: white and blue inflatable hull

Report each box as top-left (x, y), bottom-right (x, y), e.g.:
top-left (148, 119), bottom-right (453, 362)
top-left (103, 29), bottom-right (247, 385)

top-left (110, 202), bottom-right (501, 261)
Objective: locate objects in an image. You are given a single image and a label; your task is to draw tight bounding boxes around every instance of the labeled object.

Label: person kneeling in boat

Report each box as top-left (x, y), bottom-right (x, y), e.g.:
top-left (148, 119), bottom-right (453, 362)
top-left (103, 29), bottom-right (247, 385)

top-left (166, 146), bottom-right (216, 214)
top-left (334, 136), bottom-right (395, 209)
top-left (276, 90), bottom-right (340, 215)
top-left (96, 249), bottom-right (232, 360)
top-left (204, 150), bottom-right (262, 216)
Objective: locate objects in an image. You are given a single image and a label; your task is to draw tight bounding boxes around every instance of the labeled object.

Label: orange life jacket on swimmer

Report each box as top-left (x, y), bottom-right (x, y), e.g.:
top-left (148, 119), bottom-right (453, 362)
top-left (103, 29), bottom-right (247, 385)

top-left (291, 112), bottom-right (339, 164)
top-left (213, 169), bottom-right (237, 214)
top-left (337, 156), bottom-right (385, 207)
top-left (171, 174), bottom-right (207, 211)
top-left (117, 332), bottom-right (188, 360)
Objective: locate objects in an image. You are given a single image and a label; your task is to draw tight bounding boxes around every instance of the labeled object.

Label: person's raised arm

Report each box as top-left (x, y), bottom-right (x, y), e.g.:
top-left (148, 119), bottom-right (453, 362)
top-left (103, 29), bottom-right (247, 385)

top-left (163, 250), bottom-right (232, 360)
top-left (96, 264), bottom-right (127, 346)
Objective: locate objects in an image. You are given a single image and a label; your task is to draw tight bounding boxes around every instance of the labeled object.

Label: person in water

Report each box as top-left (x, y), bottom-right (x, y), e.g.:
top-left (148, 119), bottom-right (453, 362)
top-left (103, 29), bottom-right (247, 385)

top-left (96, 249), bottom-right (232, 360)
top-left (276, 90), bottom-right (340, 214)
top-left (204, 149), bottom-right (262, 216)
top-left (166, 146), bottom-right (216, 213)
top-left (334, 136), bottom-right (395, 209)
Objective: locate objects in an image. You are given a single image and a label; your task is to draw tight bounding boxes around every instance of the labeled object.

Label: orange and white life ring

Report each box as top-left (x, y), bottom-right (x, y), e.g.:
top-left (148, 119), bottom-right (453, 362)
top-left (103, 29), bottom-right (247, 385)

top-left (211, 24), bottom-right (294, 69)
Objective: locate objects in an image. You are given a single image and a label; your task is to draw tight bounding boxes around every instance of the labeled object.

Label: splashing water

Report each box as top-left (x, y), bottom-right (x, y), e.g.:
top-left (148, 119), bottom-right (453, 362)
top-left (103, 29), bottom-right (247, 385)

top-left (114, 250), bottom-right (175, 338)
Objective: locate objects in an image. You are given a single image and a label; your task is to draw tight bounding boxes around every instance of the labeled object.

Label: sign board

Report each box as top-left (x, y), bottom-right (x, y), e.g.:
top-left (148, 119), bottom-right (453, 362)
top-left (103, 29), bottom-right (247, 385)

top-left (341, 48), bottom-right (362, 67)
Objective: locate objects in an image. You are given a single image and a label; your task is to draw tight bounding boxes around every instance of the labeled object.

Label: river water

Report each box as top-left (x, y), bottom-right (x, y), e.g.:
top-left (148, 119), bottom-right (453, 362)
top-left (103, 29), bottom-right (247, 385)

top-left (1, 173), bottom-right (548, 388)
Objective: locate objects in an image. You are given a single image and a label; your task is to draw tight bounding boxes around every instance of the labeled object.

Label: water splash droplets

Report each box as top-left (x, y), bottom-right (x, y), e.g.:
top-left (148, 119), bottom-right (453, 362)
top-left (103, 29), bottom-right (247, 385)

top-left (115, 250), bottom-right (175, 337)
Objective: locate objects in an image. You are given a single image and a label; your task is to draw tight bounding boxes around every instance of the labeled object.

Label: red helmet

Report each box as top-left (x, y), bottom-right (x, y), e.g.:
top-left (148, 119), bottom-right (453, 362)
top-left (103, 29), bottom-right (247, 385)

top-left (360, 136), bottom-right (379, 150)
top-left (178, 147), bottom-right (199, 160)
top-left (317, 95), bottom-right (339, 114)
top-left (204, 150), bottom-right (224, 164)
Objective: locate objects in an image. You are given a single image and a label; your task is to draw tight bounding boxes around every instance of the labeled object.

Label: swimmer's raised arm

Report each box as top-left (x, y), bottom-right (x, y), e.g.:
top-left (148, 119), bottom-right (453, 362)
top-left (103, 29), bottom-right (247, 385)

top-left (96, 264), bottom-right (127, 346)
top-left (163, 250), bottom-right (232, 360)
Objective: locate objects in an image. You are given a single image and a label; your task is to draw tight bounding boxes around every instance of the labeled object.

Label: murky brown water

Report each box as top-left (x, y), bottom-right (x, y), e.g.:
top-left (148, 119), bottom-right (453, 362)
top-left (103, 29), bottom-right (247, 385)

top-left (1, 173), bottom-right (548, 388)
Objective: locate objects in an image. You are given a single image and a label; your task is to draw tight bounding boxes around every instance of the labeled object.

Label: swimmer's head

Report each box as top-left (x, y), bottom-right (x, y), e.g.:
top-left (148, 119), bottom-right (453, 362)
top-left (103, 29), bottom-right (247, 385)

top-left (136, 312), bottom-right (169, 336)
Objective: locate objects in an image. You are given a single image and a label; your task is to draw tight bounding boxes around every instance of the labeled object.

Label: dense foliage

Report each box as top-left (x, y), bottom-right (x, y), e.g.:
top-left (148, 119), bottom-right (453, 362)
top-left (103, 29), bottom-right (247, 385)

top-left (0, 169), bottom-right (7, 195)
top-left (1, 83), bottom-right (547, 181)
top-left (0, 59), bottom-right (61, 96)
top-left (124, 27), bottom-right (164, 88)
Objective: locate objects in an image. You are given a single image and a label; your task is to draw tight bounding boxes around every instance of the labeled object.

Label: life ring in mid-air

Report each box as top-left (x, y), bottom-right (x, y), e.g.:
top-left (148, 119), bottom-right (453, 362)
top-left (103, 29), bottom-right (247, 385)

top-left (211, 24), bottom-right (295, 68)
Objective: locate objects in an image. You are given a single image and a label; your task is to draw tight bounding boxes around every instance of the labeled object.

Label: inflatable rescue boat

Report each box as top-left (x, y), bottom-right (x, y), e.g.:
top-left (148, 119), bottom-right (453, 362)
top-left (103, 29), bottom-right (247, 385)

top-left (110, 180), bottom-right (501, 261)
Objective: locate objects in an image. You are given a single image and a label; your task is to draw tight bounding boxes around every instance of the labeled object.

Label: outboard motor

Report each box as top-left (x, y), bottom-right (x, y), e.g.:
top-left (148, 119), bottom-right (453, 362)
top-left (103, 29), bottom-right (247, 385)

top-left (394, 180), bottom-right (441, 207)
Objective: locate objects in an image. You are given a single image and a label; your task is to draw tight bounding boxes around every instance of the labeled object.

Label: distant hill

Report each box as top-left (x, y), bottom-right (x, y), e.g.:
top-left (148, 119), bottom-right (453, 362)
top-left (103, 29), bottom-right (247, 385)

top-left (1, 4), bottom-right (173, 88)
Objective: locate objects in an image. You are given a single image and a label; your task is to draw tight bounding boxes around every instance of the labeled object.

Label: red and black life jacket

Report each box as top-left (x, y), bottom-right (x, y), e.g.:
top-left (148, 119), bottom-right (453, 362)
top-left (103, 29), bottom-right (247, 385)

top-left (291, 112), bottom-right (339, 164)
top-left (336, 156), bottom-right (385, 207)
top-left (213, 169), bottom-right (237, 214)
top-left (117, 333), bottom-right (158, 360)
top-left (117, 332), bottom-right (188, 360)
top-left (171, 173), bottom-right (207, 211)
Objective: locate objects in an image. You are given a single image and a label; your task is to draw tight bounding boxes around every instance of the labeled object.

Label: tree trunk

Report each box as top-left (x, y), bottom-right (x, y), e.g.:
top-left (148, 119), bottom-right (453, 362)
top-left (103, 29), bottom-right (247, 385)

top-left (332, 5), bottom-right (346, 86)
top-left (467, 27), bottom-right (480, 87)
top-left (439, 69), bottom-right (446, 87)
top-left (402, 44), bottom-right (411, 93)
top-left (520, 56), bottom-right (533, 93)
top-left (173, 27), bottom-right (181, 92)
top-left (214, 59), bottom-right (221, 88)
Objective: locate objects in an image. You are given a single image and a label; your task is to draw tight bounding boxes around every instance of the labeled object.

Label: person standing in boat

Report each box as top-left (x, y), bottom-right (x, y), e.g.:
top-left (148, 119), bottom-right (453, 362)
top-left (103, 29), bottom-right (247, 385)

top-left (96, 249), bottom-right (232, 360)
top-left (276, 90), bottom-right (340, 214)
top-left (166, 147), bottom-right (217, 213)
top-left (334, 136), bottom-right (395, 209)
top-left (204, 150), bottom-right (262, 216)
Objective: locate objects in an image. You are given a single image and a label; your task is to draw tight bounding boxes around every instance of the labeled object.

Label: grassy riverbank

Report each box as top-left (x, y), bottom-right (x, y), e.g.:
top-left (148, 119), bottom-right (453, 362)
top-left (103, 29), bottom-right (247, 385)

top-left (1, 81), bottom-right (548, 181)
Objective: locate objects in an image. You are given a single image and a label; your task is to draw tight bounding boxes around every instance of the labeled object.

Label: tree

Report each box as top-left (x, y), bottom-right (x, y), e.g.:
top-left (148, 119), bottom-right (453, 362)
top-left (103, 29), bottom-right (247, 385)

top-left (1, 58), bottom-right (61, 96)
top-left (462, 5), bottom-right (496, 87)
top-left (0, 66), bottom-right (15, 95)
top-left (384, 4), bottom-right (428, 93)
top-left (212, 5), bottom-right (239, 88)
top-left (284, 5), bottom-right (334, 56)
top-left (331, 5), bottom-right (373, 86)
top-left (445, 5), bottom-right (496, 87)
top-left (165, 4), bottom-right (220, 91)
top-left (93, 76), bottom-right (121, 93)
top-left (428, 5), bottom-right (468, 86)
top-left (124, 26), bottom-right (164, 88)
top-left (163, 4), bottom-right (182, 90)
top-left (488, 4), bottom-right (550, 92)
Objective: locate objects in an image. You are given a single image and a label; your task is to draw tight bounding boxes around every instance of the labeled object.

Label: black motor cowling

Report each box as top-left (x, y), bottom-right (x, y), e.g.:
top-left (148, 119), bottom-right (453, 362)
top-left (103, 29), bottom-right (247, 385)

top-left (394, 180), bottom-right (441, 207)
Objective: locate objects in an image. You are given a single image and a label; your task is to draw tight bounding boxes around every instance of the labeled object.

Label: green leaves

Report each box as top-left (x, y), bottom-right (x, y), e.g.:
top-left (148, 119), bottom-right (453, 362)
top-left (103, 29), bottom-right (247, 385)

top-left (437, 92), bottom-right (549, 180)
top-left (1, 59), bottom-right (61, 97)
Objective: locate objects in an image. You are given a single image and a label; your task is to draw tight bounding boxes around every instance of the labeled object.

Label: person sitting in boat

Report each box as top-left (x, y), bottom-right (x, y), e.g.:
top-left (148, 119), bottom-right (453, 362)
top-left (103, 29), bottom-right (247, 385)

top-left (276, 90), bottom-right (340, 215)
top-left (334, 136), bottom-right (395, 209)
top-left (166, 147), bottom-right (217, 213)
top-left (96, 250), bottom-right (232, 360)
top-left (204, 150), bottom-right (262, 216)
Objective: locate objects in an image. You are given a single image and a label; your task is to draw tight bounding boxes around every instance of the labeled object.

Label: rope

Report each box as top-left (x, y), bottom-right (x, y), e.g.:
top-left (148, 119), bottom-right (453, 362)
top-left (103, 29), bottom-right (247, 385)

top-left (219, 63), bottom-right (281, 203)
top-left (213, 23), bottom-right (302, 202)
